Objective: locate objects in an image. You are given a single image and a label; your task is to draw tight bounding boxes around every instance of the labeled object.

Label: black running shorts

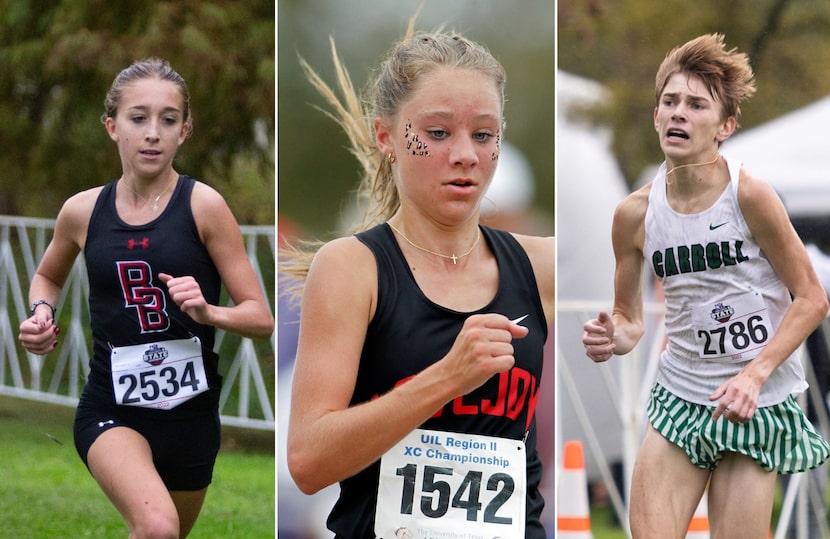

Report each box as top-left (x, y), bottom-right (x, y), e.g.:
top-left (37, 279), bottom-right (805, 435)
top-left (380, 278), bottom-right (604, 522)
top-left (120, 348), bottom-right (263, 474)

top-left (74, 392), bottom-right (221, 491)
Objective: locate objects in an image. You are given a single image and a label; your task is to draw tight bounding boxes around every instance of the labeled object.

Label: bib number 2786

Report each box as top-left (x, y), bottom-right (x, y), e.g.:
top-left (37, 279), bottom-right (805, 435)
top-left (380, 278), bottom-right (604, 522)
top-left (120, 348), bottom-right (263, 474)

top-left (692, 292), bottom-right (771, 362)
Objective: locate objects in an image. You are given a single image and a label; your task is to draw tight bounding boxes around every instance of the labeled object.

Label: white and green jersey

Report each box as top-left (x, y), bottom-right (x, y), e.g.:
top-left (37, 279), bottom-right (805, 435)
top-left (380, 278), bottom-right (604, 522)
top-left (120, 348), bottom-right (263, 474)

top-left (644, 155), bottom-right (807, 406)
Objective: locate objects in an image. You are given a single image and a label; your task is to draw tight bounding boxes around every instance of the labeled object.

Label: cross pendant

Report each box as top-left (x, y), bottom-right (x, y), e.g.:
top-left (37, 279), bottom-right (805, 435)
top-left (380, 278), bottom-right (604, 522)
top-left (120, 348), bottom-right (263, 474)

top-left (450, 254), bottom-right (458, 264)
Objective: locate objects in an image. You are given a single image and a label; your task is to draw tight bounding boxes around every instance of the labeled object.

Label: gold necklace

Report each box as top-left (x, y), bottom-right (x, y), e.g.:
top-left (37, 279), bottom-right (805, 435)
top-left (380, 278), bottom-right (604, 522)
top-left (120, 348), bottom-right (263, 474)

top-left (388, 223), bottom-right (481, 265)
top-left (665, 153), bottom-right (720, 178)
top-left (122, 175), bottom-right (177, 211)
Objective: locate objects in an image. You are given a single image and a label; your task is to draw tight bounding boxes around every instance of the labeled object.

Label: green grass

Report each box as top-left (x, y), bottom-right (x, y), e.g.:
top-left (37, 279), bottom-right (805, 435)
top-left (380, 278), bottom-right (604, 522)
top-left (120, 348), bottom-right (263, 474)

top-left (586, 504), bottom-right (627, 539)
top-left (0, 395), bottom-right (274, 538)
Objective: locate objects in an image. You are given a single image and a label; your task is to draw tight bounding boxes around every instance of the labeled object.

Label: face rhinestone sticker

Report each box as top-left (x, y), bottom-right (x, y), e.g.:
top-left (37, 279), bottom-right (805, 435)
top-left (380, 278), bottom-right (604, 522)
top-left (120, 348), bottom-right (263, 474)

top-left (492, 133), bottom-right (501, 161)
top-left (405, 120), bottom-right (429, 157)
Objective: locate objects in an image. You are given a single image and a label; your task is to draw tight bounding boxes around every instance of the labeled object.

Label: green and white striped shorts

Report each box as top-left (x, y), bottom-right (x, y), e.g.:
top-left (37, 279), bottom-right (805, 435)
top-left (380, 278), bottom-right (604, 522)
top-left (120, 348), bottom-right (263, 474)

top-left (647, 383), bottom-right (830, 472)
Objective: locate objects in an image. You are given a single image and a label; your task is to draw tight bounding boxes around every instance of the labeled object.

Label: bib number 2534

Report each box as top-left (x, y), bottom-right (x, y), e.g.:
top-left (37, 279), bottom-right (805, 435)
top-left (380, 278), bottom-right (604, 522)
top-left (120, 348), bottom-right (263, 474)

top-left (111, 337), bottom-right (207, 409)
top-left (119, 361), bottom-right (202, 405)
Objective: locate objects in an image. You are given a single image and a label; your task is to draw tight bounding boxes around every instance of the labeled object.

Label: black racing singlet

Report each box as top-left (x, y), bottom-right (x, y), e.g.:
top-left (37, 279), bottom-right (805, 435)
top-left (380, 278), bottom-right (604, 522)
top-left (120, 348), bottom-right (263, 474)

top-left (81, 176), bottom-right (222, 416)
top-left (328, 223), bottom-right (548, 538)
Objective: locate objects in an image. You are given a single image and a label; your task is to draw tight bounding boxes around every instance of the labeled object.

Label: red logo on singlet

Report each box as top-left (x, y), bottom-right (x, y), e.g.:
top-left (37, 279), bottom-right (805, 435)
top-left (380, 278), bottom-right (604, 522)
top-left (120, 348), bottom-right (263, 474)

top-left (127, 238), bottom-right (150, 249)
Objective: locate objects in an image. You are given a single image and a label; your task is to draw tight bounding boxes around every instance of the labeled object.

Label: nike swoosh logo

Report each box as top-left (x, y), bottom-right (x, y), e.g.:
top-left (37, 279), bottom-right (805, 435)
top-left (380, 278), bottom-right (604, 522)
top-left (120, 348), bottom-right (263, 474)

top-left (511, 314), bottom-right (529, 326)
top-left (709, 222), bottom-right (728, 230)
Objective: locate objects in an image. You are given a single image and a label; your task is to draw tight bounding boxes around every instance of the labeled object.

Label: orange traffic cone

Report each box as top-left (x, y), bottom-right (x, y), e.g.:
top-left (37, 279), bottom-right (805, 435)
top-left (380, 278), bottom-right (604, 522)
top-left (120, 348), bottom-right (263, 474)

top-left (557, 440), bottom-right (593, 538)
top-left (686, 490), bottom-right (710, 539)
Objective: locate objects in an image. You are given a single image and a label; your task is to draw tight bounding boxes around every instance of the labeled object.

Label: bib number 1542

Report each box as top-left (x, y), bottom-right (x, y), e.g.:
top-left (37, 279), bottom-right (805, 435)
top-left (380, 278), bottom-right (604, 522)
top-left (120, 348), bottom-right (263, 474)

top-left (375, 428), bottom-right (526, 537)
top-left (395, 463), bottom-right (514, 523)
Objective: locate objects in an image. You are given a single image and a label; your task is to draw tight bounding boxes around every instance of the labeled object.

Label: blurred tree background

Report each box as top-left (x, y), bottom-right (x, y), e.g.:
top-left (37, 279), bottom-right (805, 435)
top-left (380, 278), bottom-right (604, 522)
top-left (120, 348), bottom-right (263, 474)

top-left (0, 0), bottom-right (274, 224)
top-left (278, 0), bottom-right (555, 239)
top-left (558, 0), bottom-right (830, 187)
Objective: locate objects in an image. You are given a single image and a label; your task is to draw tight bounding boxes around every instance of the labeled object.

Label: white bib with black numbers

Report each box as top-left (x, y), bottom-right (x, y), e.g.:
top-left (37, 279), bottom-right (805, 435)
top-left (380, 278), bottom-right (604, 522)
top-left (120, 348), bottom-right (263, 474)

top-left (375, 428), bottom-right (526, 539)
top-left (691, 290), bottom-right (772, 363)
top-left (111, 336), bottom-right (208, 409)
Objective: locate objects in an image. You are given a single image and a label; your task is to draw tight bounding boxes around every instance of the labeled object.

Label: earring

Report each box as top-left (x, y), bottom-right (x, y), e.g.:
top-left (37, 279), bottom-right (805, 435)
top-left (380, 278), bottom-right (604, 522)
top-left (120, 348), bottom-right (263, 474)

top-left (387, 153), bottom-right (396, 164)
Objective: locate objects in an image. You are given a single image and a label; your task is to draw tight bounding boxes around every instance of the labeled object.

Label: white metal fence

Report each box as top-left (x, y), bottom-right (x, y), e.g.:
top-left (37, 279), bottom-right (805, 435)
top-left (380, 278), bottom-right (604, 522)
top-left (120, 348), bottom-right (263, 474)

top-left (0, 215), bottom-right (275, 431)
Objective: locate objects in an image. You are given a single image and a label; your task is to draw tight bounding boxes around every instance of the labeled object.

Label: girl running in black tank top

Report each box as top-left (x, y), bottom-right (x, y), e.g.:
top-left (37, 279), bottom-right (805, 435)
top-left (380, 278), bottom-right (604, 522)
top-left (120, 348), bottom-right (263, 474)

top-left (281, 19), bottom-right (554, 539)
top-left (18, 58), bottom-right (274, 538)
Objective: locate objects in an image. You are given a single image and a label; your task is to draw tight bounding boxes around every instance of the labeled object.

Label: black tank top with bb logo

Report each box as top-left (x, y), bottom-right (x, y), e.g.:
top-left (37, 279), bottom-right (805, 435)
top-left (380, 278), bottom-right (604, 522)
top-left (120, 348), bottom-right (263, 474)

top-left (82, 176), bottom-right (222, 414)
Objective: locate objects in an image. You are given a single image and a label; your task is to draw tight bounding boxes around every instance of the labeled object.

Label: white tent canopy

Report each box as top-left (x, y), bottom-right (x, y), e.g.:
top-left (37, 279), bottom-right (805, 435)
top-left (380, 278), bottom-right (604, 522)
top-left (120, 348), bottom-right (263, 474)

top-left (722, 95), bottom-right (830, 218)
top-left (557, 70), bottom-right (631, 478)
top-left (557, 71), bottom-right (627, 304)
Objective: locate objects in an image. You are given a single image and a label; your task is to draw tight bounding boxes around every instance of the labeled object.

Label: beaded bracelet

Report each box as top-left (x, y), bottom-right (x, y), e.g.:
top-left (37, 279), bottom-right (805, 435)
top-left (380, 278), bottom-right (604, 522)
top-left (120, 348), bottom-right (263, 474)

top-left (30, 299), bottom-right (56, 318)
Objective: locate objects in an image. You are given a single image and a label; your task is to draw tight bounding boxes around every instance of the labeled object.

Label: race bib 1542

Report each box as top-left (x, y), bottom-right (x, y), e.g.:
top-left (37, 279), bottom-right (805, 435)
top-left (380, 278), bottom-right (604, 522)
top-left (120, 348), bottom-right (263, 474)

top-left (375, 428), bottom-right (526, 539)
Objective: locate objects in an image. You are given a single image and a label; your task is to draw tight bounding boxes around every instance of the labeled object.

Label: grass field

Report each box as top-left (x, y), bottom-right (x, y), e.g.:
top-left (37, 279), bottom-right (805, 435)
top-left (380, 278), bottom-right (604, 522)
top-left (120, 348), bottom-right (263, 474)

top-left (588, 505), bottom-right (628, 539)
top-left (0, 395), bottom-right (275, 538)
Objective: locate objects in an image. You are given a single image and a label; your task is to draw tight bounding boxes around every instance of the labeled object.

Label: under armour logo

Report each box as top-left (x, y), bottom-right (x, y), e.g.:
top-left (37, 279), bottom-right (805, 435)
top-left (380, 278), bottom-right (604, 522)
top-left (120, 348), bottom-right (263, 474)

top-left (127, 237), bottom-right (150, 249)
